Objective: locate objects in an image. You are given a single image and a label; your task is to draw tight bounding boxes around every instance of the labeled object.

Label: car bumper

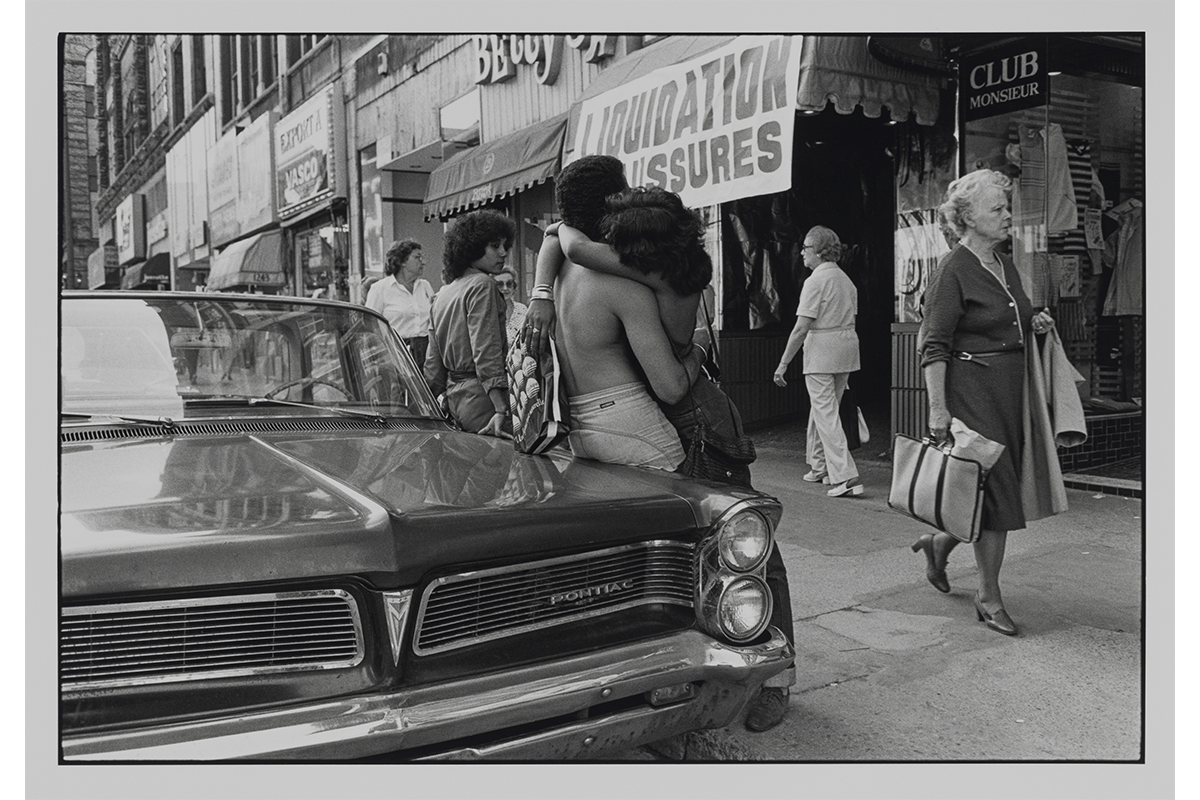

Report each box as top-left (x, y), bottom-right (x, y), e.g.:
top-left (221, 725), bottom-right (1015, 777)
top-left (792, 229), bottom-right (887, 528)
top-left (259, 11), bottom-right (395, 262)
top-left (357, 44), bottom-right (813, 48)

top-left (62, 627), bottom-right (793, 761)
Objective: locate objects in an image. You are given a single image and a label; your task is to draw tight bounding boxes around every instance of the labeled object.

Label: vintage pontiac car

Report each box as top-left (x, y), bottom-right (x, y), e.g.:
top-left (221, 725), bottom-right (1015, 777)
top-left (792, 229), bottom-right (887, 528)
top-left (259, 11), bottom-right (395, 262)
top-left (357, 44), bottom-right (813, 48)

top-left (59, 291), bottom-right (792, 761)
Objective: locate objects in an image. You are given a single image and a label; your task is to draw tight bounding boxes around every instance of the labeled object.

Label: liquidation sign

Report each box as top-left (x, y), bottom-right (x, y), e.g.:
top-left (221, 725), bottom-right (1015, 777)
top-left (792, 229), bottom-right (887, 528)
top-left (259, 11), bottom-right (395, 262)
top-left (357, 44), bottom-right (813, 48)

top-left (571, 35), bottom-right (802, 208)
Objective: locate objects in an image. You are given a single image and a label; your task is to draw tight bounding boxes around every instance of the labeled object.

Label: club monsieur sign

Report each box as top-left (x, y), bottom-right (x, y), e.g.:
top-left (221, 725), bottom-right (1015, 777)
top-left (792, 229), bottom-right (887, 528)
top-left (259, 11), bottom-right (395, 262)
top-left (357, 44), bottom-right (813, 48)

top-left (960, 39), bottom-right (1048, 121)
top-left (571, 35), bottom-right (803, 208)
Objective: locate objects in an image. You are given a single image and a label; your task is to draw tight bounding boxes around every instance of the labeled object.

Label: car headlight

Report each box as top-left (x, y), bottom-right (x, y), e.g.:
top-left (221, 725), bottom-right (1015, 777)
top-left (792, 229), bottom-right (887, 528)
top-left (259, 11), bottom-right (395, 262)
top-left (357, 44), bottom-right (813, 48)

top-left (716, 509), bottom-right (771, 571)
top-left (699, 575), bottom-right (771, 642)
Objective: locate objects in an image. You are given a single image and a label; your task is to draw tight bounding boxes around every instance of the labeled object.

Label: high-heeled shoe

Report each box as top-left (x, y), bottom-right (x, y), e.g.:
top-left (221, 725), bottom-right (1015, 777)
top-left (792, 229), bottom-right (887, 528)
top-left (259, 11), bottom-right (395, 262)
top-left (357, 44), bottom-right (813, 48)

top-left (973, 594), bottom-right (1018, 636)
top-left (910, 534), bottom-right (950, 593)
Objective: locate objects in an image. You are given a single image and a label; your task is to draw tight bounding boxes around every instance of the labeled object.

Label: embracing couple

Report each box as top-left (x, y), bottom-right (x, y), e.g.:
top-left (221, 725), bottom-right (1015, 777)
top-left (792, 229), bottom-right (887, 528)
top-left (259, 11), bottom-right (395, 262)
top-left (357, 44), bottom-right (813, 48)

top-left (521, 155), bottom-right (795, 731)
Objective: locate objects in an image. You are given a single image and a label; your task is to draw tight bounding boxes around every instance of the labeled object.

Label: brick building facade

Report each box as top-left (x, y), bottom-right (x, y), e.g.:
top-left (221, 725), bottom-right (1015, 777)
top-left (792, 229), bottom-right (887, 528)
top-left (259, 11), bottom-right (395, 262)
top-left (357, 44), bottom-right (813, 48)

top-left (60, 34), bottom-right (99, 289)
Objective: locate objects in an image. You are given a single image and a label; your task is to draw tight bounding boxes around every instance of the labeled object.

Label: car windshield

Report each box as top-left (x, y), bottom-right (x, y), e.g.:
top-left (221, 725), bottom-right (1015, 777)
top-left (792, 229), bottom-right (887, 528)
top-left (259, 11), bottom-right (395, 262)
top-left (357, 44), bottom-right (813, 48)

top-left (61, 294), bottom-right (442, 421)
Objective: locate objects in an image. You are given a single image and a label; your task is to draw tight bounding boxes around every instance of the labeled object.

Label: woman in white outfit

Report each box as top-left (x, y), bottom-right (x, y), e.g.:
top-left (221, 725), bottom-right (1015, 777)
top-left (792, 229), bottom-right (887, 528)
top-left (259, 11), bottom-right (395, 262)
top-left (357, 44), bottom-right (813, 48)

top-left (773, 226), bottom-right (863, 497)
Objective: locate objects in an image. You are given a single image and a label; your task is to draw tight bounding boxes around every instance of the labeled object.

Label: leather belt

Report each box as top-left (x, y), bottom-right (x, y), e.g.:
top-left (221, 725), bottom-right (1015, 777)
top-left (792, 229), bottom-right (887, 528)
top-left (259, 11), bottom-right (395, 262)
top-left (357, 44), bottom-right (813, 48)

top-left (953, 349), bottom-right (1021, 366)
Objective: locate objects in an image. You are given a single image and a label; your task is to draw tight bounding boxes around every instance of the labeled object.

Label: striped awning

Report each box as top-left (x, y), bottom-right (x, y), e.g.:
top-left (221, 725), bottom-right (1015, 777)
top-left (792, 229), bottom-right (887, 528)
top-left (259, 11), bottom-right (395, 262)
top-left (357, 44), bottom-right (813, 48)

top-left (423, 113), bottom-right (569, 221)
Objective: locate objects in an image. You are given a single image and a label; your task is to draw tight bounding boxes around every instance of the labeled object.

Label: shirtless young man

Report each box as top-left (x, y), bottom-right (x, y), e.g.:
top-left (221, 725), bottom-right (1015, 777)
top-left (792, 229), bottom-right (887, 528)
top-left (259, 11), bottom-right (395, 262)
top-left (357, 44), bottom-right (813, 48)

top-left (527, 162), bottom-right (796, 732)
top-left (529, 155), bottom-right (709, 471)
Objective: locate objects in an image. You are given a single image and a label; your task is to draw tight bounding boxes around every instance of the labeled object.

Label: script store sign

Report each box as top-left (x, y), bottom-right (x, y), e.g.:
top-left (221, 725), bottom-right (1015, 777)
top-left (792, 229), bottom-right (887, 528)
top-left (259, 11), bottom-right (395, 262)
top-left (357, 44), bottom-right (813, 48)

top-left (571, 35), bottom-right (803, 209)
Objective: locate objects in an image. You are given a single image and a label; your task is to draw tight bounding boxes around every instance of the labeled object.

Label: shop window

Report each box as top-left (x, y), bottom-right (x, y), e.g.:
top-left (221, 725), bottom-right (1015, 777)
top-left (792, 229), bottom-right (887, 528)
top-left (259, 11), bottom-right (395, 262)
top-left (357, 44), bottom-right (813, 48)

top-left (171, 40), bottom-right (185, 125)
top-left (297, 221), bottom-right (349, 302)
top-left (959, 37), bottom-right (1143, 404)
top-left (148, 36), bottom-right (169, 129)
top-left (287, 35), bottom-right (328, 66)
top-left (219, 35), bottom-right (238, 125)
top-left (359, 144), bottom-right (384, 276)
top-left (191, 35), bottom-right (207, 106)
top-left (439, 88), bottom-right (480, 147)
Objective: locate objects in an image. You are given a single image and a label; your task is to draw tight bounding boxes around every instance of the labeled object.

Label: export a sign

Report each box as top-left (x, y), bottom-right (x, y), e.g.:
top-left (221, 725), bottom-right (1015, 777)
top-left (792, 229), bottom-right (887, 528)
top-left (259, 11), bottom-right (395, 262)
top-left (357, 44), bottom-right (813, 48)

top-left (570, 35), bottom-right (802, 209)
top-left (275, 88), bottom-right (336, 216)
top-left (961, 39), bottom-right (1047, 121)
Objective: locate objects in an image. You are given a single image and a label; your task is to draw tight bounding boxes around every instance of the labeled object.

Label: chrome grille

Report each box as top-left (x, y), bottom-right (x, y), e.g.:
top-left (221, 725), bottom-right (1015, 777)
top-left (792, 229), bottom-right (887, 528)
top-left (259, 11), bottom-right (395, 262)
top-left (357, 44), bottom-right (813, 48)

top-left (413, 541), bottom-right (695, 655)
top-left (61, 590), bottom-right (364, 692)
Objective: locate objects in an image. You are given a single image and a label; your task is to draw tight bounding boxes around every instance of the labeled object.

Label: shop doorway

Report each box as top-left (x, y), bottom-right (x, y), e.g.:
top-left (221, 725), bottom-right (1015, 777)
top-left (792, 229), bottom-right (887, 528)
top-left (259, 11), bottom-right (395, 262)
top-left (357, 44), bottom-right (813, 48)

top-left (789, 109), bottom-right (896, 429)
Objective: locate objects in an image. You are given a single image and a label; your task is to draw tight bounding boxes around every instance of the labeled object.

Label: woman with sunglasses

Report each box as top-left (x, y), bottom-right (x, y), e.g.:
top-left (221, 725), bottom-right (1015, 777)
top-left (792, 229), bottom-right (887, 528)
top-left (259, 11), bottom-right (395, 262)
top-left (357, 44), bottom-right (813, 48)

top-left (492, 267), bottom-right (527, 348)
top-left (773, 226), bottom-right (863, 498)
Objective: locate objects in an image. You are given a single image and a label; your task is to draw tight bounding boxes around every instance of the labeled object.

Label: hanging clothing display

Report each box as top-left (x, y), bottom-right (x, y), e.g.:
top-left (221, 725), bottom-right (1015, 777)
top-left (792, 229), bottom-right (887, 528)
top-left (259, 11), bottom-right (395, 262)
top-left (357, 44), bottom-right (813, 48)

top-left (1102, 198), bottom-right (1143, 316)
top-left (1008, 123), bottom-right (1078, 306)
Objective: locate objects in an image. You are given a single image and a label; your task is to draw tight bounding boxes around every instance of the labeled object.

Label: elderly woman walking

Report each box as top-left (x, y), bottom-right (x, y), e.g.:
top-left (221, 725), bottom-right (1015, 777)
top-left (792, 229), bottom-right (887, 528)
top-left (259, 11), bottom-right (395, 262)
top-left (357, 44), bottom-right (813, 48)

top-left (773, 225), bottom-right (863, 498)
top-left (424, 210), bottom-right (515, 438)
top-left (913, 169), bottom-right (1056, 636)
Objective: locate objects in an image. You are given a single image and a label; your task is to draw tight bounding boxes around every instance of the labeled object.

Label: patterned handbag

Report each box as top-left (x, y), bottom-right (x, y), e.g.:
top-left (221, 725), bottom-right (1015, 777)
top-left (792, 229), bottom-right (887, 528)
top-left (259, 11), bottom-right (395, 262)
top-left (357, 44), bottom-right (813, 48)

top-left (506, 334), bottom-right (570, 455)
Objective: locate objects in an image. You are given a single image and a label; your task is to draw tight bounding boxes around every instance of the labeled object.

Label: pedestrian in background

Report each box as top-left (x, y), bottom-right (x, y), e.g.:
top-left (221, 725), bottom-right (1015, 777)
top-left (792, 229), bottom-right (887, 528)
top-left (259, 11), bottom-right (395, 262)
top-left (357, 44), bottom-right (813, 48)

top-left (493, 266), bottom-right (527, 347)
top-left (773, 225), bottom-right (863, 498)
top-left (424, 210), bottom-right (515, 438)
top-left (366, 238), bottom-right (434, 367)
top-left (913, 168), bottom-right (1056, 637)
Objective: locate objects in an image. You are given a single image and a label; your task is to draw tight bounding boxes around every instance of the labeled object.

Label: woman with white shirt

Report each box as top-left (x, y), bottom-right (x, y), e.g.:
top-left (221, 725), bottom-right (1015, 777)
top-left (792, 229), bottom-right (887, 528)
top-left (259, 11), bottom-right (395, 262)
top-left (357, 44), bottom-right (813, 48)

top-left (773, 226), bottom-right (863, 497)
top-left (366, 238), bottom-right (435, 367)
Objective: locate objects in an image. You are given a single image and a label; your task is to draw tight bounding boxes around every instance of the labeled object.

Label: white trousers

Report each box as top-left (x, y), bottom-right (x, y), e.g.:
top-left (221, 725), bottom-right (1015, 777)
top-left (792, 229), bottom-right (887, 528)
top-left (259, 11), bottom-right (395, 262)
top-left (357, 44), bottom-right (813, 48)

top-left (805, 372), bottom-right (858, 484)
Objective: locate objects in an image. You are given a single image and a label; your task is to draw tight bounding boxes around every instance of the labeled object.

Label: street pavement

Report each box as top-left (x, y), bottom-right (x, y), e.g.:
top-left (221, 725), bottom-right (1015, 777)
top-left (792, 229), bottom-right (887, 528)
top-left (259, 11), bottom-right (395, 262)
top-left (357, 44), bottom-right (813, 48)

top-left (634, 419), bottom-right (1143, 762)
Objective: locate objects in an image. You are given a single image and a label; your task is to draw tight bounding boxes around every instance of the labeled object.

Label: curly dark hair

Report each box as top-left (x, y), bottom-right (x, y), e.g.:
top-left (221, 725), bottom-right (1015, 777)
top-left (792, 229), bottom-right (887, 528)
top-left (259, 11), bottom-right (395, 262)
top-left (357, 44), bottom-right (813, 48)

top-left (555, 155), bottom-right (629, 239)
top-left (598, 186), bottom-right (712, 296)
top-left (441, 210), bottom-right (516, 282)
top-left (384, 238), bottom-right (421, 277)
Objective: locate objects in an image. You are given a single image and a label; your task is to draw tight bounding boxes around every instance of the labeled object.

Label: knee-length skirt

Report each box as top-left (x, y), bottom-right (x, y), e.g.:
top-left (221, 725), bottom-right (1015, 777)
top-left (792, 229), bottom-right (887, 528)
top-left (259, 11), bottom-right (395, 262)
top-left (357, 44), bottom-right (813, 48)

top-left (946, 350), bottom-right (1026, 531)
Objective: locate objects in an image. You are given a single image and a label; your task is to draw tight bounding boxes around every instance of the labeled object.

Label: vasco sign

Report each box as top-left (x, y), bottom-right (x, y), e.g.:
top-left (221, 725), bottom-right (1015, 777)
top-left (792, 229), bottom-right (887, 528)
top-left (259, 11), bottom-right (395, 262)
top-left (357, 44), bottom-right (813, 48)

top-left (473, 35), bottom-right (618, 86)
top-left (570, 35), bottom-right (802, 210)
top-left (960, 40), bottom-right (1047, 121)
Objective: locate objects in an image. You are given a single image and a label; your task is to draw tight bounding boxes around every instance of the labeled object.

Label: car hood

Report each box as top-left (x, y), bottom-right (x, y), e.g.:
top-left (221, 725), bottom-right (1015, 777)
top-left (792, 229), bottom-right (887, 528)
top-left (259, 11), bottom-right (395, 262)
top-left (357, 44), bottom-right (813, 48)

top-left (60, 424), bottom-right (741, 597)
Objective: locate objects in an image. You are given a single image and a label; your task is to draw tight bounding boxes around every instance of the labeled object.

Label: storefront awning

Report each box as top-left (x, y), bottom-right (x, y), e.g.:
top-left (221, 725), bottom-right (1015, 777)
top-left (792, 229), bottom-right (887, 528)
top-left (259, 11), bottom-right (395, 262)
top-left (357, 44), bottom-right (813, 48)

top-left (207, 230), bottom-right (287, 291)
top-left (565, 35), bottom-right (942, 160)
top-left (795, 36), bottom-right (943, 125)
top-left (422, 113), bottom-right (569, 220)
top-left (120, 252), bottom-right (171, 290)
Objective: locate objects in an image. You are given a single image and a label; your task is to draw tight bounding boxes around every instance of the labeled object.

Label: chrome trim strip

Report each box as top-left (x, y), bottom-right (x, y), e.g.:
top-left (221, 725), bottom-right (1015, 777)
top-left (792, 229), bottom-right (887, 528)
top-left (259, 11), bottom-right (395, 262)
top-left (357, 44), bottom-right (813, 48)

top-left (62, 627), bottom-right (793, 761)
top-left (412, 540), bottom-right (695, 656)
top-left (61, 589), bottom-right (365, 693)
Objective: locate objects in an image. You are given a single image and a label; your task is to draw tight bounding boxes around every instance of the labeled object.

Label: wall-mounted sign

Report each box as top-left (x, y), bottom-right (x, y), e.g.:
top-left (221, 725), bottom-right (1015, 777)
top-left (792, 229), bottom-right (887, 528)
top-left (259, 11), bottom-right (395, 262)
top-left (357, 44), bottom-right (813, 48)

top-left (238, 111), bottom-right (277, 232)
top-left (473, 34), bottom-right (617, 86)
top-left (146, 211), bottom-right (169, 245)
top-left (275, 86), bottom-right (342, 218)
top-left (960, 38), bottom-right (1047, 121)
top-left (570, 35), bottom-right (802, 209)
top-left (116, 193), bottom-right (146, 265)
top-left (208, 130), bottom-right (240, 245)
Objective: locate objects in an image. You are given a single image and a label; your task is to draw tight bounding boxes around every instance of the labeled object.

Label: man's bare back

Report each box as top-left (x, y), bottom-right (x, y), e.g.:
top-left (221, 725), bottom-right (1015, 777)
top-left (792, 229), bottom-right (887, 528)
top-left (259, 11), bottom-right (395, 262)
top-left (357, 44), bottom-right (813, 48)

top-left (554, 258), bottom-right (690, 404)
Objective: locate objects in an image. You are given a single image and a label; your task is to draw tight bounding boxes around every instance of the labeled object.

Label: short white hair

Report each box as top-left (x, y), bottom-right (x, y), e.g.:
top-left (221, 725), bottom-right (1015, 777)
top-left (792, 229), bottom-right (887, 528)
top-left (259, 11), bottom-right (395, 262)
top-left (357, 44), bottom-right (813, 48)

top-left (938, 169), bottom-right (1012, 238)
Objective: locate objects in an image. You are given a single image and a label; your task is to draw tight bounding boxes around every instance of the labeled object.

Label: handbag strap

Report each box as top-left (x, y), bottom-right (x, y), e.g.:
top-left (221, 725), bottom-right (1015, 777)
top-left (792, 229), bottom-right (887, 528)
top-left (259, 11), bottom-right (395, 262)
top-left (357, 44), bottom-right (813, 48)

top-left (907, 440), bottom-right (928, 515)
top-left (933, 448), bottom-right (948, 532)
top-left (700, 293), bottom-right (719, 373)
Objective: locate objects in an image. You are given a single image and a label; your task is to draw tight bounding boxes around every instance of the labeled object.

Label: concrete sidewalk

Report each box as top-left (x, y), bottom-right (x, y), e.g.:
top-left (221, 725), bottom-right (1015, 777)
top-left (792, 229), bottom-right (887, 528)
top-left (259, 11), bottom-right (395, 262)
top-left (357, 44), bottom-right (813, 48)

top-left (642, 419), bottom-right (1144, 762)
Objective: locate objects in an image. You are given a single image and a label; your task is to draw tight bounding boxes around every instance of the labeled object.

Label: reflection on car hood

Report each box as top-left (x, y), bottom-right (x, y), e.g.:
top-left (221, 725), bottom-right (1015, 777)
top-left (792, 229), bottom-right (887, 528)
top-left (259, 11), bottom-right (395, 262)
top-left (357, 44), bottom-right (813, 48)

top-left (60, 426), bottom-right (716, 596)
